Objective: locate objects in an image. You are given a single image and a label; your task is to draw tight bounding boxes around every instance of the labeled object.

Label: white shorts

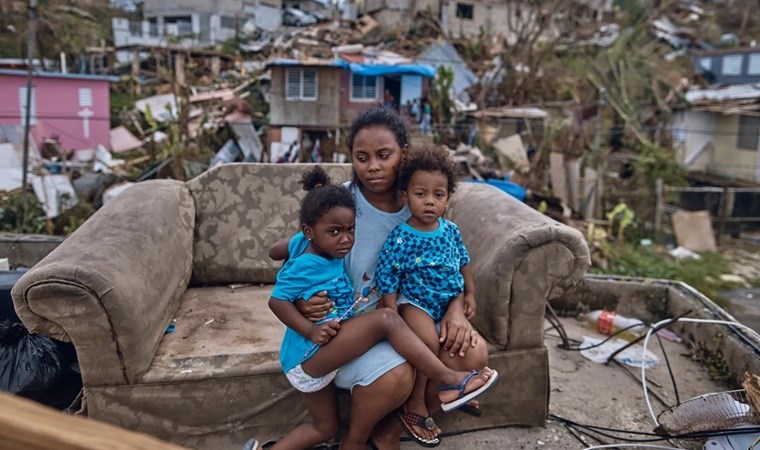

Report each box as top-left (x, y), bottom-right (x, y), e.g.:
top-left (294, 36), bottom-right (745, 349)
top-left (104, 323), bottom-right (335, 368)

top-left (286, 364), bottom-right (338, 393)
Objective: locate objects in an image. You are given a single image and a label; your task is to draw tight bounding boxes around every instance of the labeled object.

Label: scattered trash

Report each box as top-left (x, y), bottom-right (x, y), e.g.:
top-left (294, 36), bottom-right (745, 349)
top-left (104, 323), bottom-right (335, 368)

top-left (670, 246), bottom-right (701, 260)
top-left (579, 336), bottom-right (659, 368)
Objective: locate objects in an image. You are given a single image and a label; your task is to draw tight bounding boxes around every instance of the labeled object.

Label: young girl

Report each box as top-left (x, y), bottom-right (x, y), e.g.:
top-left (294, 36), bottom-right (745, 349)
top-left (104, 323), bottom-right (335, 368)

top-left (271, 106), bottom-right (488, 449)
top-left (265, 166), bottom-right (498, 450)
top-left (374, 146), bottom-right (477, 440)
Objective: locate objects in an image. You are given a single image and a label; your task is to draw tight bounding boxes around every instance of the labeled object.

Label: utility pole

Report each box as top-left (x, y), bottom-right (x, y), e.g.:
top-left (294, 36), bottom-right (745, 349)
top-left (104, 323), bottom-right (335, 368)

top-left (21, 0), bottom-right (37, 194)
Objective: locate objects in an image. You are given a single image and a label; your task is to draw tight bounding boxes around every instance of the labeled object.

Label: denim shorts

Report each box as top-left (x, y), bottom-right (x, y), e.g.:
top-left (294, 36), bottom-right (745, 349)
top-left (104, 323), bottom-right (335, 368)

top-left (286, 364), bottom-right (338, 393)
top-left (334, 341), bottom-right (407, 392)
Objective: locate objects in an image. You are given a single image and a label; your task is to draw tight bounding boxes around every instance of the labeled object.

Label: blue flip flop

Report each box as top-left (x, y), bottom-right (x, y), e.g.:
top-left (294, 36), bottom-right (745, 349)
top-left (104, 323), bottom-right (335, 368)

top-left (242, 438), bottom-right (259, 450)
top-left (439, 369), bottom-right (499, 413)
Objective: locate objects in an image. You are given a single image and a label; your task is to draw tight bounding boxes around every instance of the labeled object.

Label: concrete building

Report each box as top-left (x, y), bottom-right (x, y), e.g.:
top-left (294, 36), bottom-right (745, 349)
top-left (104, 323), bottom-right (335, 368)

top-left (112, 0), bottom-right (282, 54)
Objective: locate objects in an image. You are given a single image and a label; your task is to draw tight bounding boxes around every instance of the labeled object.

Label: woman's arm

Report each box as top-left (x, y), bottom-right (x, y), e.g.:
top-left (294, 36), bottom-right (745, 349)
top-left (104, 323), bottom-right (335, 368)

top-left (294, 293), bottom-right (334, 322)
top-left (269, 297), bottom-right (339, 344)
top-left (269, 237), bottom-right (291, 261)
top-left (439, 296), bottom-right (478, 358)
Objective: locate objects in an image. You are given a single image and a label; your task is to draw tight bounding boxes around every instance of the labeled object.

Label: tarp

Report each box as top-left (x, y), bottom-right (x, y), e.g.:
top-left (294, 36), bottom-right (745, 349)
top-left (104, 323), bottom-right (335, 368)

top-left (347, 62), bottom-right (435, 78)
top-left (417, 41), bottom-right (477, 95)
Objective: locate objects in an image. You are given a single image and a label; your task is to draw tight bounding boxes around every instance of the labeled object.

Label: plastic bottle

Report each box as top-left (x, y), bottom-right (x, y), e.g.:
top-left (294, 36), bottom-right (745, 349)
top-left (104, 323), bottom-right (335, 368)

top-left (578, 310), bottom-right (647, 342)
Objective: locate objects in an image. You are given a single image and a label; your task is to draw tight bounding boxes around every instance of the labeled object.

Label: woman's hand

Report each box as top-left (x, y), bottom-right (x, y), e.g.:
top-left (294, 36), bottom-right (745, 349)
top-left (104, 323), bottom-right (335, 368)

top-left (439, 301), bottom-right (478, 358)
top-left (308, 320), bottom-right (340, 345)
top-left (294, 291), bottom-right (333, 323)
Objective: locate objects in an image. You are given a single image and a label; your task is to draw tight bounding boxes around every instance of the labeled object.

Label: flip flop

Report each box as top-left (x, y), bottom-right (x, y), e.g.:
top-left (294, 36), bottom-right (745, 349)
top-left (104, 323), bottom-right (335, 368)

top-left (459, 403), bottom-right (482, 417)
top-left (396, 408), bottom-right (441, 448)
top-left (439, 369), bottom-right (499, 413)
top-left (242, 438), bottom-right (259, 450)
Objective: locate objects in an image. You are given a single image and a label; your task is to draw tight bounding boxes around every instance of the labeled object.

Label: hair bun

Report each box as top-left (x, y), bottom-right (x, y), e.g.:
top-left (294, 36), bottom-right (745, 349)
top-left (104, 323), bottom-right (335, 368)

top-left (300, 166), bottom-right (332, 191)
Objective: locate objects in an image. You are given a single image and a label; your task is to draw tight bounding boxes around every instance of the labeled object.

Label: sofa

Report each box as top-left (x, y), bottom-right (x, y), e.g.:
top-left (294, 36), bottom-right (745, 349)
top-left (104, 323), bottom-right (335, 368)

top-left (12, 163), bottom-right (590, 449)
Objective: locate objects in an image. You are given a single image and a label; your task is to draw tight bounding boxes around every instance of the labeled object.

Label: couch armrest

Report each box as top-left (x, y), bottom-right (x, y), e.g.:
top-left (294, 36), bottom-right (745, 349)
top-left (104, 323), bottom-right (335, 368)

top-left (11, 180), bottom-right (195, 386)
top-left (447, 183), bottom-right (589, 351)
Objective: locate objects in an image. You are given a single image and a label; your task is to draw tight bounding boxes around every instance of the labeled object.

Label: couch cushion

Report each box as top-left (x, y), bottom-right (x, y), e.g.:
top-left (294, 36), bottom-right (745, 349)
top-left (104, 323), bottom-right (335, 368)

top-left (140, 285), bottom-right (282, 383)
top-left (187, 163), bottom-right (353, 284)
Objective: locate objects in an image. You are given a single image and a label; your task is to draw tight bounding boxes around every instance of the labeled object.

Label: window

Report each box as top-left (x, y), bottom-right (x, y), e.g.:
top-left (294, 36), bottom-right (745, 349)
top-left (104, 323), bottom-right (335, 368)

top-left (737, 115), bottom-right (760, 150)
top-left (350, 74), bottom-right (377, 101)
top-left (698, 57), bottom-right (712, 72)
top-left (79, 88), bottom-right (93, 107)
top-left (221, 16), bottom-right (236, 29)
top-left (722, 55), bottom-right (743, 76)
top-left (18, 87), bottom-right (36, 125)
top-left (749, 53), bottom-right (760, 75)
top-left (456, 3), bottom-right (474, 20)
top-left (286, 68), bottom-right (317, 100)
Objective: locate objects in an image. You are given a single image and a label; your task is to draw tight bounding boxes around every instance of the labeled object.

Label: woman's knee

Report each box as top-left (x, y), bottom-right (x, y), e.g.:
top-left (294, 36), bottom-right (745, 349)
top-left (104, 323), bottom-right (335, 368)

top-left (439, 339), bottom-right (488, 371)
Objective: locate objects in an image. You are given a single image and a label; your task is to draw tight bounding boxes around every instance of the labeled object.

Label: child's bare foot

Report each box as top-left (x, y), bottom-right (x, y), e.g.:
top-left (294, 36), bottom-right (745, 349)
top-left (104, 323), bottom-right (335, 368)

top-left (396, 403), bottom-right (441, 447)
top-left (437, 368), bottom-right (498, 412)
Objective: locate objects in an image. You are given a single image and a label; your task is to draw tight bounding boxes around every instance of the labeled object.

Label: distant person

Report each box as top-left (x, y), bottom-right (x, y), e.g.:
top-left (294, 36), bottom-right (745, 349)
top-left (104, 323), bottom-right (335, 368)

top-left (420, 99), bottom-right (432, 135)
top-left (384, 89), bottom-right (396, 110)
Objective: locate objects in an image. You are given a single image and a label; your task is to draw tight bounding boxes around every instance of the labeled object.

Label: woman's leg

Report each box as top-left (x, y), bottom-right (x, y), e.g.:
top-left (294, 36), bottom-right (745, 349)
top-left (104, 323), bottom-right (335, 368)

top-left (341, 363), bottom-right (413, 450)
top-left (273, 383), bottom-right (339, 450)
top-left (398, 305), bottom-right (441, 442)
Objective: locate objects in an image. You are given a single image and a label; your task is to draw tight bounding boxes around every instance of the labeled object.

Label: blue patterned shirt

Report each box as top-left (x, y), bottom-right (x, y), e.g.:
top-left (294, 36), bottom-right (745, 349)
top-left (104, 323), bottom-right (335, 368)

top-left (375, 218), bottom-right (470, 321)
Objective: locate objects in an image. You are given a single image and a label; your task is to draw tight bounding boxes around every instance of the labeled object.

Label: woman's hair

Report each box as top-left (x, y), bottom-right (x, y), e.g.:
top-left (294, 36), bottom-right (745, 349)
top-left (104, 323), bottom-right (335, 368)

top-left (398, 146), bottom-right (458, 195)
top-left (346, 105), bottom-right (408, 151)
top-left (299, 166), bottom-right (356, 227)
top-left (345, 105), bottom-right (409, 187)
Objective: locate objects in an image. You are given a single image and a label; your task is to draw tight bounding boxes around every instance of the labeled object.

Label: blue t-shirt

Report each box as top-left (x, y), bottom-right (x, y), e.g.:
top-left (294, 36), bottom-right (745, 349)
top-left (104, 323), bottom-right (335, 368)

top-left (375, 218), bottom-right (469, 322)
top-left (271, 232), bottom-right (355, 373)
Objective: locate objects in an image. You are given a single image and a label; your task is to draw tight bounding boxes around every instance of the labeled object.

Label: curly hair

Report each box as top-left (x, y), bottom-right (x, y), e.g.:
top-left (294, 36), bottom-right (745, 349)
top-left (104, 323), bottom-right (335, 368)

top-left (398, 146), bottom-right (458, 195)
top-left (298, 166), bottom-right (356, 227)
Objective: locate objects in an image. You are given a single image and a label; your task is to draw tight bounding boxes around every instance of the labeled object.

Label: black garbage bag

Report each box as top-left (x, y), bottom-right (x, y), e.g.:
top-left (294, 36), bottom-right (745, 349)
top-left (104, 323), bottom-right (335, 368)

top-left (0, 320), bottom-right (62, 396)
top-left (0, 320), bottom-right (82, 409)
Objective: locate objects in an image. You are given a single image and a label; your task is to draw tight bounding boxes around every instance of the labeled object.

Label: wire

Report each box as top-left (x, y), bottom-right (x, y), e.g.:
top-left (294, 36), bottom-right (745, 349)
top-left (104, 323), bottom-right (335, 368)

top-left (655, 331), bottom-right (680, 405)
top-left (750, 435), bottom-right (760, 450)
top-left (581, 445), bottom-right (686, 450)
top-left (641, 318), bottom-right (760, 427)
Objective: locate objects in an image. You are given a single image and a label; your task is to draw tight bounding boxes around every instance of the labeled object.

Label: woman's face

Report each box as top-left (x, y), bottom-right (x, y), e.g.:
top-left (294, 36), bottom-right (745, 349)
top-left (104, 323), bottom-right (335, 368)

top-left (351, 126), bottom-right (406, 195)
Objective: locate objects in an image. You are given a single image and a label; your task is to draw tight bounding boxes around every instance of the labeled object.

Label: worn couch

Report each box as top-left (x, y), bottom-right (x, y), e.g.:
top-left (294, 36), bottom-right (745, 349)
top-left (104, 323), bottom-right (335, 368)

top-left (12, 163), bottom-right (590, 449)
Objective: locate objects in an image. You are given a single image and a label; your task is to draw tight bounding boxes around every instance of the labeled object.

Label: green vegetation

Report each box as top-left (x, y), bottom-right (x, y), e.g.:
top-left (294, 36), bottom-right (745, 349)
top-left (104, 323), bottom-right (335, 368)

top-left (0, 193), bottom-right (46, 235)
top-left (591, 243), bottom-right (736, 307)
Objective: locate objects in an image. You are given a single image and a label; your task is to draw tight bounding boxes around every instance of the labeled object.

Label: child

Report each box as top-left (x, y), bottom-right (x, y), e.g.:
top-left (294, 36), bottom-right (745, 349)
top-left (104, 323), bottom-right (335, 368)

top-left (265, 166), bottom-right (498, 450)
top-left (375, 146), bottom-right (478, 440)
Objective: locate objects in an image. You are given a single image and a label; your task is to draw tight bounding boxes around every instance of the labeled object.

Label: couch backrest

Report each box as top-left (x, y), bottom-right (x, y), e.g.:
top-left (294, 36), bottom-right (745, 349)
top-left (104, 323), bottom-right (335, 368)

top-left (187, 163), bottom-right (353, 284)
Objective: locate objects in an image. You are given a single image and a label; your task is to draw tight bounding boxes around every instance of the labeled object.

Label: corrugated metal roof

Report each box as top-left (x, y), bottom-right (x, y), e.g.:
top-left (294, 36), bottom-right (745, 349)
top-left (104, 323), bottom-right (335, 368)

top-left (686, 83), bottom-right (760, 103)
top-left (416, 41), bottom-right (477, 96)
top-left (0, 69), bottom-right (118, 82)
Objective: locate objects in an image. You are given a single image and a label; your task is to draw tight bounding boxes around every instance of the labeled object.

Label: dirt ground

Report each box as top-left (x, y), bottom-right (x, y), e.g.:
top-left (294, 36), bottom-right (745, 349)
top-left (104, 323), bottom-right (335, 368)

top-left (401, 318), bottom-right (750, 450)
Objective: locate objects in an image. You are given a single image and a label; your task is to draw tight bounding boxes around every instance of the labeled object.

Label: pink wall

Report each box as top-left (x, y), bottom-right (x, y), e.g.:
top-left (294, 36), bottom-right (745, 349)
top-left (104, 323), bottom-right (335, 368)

top-left (0, 72), bottom-right (112, 153)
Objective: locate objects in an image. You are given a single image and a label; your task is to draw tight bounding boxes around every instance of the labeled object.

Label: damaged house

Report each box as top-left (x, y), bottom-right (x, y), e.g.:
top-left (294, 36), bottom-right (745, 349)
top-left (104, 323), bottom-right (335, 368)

top-left (0, 69), bottom-right (116, 155)
top-left (672, 47), bottom-right (760, 183)
top-left (112, 0), bottom-right (283, 51)
top-left (266, 56), bottom-right (434, 161)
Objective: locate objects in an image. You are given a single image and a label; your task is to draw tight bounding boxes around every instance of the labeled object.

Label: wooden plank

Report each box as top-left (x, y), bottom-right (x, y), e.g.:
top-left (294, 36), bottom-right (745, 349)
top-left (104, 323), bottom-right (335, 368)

top-left (0, 392), bottom-right (187, 450)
